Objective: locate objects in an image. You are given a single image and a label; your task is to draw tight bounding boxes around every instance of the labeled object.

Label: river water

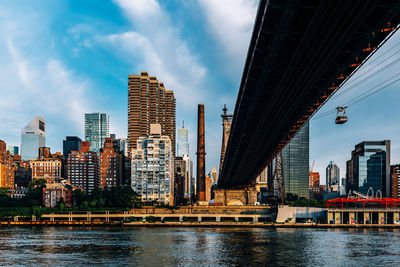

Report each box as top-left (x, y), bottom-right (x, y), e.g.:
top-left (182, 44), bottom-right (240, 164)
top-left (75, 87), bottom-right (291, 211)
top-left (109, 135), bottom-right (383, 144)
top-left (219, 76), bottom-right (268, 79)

top-left (0, 227), bottom-right (400, 266)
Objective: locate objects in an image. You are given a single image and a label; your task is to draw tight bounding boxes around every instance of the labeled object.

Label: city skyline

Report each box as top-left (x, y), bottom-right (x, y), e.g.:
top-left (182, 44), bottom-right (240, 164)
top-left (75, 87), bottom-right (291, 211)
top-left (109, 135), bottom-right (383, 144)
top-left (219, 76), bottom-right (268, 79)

top-left (1, 0), bottom-right (400, 183)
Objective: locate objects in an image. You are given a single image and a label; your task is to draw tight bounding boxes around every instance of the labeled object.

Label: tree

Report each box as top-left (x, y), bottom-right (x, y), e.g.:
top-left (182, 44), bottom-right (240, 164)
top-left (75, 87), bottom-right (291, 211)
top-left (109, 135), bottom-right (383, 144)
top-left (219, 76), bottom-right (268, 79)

top-left (72, 189), bottom-right (86, 207)
top-left (0, 187), bottom-right (8, 196)
top-left (23, 178), bottom-right (48, 207)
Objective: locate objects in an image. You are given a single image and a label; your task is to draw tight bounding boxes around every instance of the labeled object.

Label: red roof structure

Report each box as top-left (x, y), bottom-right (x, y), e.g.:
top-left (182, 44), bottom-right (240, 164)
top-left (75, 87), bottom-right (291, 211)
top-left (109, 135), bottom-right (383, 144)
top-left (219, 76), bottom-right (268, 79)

top-left (326, 198), bottom-right (400, 209)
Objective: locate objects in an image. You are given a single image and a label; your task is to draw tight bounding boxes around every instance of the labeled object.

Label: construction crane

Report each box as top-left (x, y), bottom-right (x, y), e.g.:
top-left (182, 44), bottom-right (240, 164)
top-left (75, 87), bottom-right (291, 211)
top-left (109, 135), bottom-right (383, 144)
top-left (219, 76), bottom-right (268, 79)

top-left (310, 160), bottom-right (315, 174)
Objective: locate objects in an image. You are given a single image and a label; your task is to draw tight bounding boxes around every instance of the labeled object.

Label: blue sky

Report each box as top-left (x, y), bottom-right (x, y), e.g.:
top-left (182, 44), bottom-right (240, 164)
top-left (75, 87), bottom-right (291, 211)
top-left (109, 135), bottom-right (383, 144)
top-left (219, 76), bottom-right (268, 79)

top-left (1, 0), bottom-right (400, 184)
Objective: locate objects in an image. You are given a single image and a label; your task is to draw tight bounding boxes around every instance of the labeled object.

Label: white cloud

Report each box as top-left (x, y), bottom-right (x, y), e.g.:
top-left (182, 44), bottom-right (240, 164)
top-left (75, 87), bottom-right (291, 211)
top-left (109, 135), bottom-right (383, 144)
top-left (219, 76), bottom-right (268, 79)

top-left (103, 0), bottom-right (207, 110)
top-left (0, 6), bottom-right (94, 150)
top-left (198, 0), bottom-right (258, 75)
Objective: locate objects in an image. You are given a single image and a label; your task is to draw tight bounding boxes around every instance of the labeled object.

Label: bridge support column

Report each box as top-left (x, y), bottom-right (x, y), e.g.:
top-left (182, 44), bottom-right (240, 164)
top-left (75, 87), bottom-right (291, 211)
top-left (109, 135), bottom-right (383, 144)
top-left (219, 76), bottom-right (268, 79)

top-left (253, 217), bottom-right (258, 223)
top-left (87, 211), bottom-right (91, 222)
top-left (235, 216), bottom-right (239, 222)
top-left (198, 216), bottom-right (202, 222)
top-left (50, 213), bottom-right (55, 222)
top-left (214, 188), bottom-right (258, 206)
top-left (32, 215), bottom-right (36, 222)
top-left (14, 216), bottom-right (18, 222)
top-left (216, 216), bottom-right (221, 222)
top-left (69, 211), bottom-right (72, 222)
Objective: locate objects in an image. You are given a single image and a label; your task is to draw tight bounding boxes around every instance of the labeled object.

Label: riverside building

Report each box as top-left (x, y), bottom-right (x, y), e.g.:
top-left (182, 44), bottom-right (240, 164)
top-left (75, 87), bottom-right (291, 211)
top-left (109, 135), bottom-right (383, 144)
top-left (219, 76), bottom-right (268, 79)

top-left (131, 124), bottom-right (174, 205)
top-left (0, 140), bottom-right (15, 189)
top-left (346, 140), bottom-right (390, 197)
top-left (31, 158), bottom-right (62, 183)
top-left (99, 137), bottom-right (122, 187)
top-left (282, 122), bottom-right (310, 199)
top-left (128, 72), bottom-right (176, 156)
top-left (66, 141), bottom-right (100, 193)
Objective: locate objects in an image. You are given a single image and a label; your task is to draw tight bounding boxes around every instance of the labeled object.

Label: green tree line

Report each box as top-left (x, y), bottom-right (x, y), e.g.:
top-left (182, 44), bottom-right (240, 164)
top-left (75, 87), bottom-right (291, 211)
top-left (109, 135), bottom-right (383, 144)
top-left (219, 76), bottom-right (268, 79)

top-left (0, 179), bottom-right (141, 218)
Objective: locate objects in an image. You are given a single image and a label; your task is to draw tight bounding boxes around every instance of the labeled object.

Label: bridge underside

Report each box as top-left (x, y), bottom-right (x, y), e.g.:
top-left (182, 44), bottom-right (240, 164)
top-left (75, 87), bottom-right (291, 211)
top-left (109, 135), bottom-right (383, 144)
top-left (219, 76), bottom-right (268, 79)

top-left (219, 0), bottom-right (400, 188)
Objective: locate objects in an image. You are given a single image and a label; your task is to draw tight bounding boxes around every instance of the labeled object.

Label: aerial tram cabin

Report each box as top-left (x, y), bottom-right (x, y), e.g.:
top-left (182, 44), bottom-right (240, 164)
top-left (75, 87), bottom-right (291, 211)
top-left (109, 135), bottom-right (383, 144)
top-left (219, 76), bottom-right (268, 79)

top-left (335, 106), bottom-right (348, 124)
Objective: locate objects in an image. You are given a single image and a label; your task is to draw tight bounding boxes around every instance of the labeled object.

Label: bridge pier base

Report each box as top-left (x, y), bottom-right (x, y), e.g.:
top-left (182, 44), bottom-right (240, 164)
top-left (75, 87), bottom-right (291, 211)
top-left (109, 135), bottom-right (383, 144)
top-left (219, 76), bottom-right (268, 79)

top-left (214, 188), bottom-right (258, 206)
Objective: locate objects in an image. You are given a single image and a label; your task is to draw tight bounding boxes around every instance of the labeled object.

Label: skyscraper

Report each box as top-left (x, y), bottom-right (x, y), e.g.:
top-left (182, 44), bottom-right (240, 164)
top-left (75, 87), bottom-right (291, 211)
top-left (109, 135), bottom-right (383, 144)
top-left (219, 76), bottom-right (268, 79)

top-left (21, 115), bottom-right (45, 160)
top-left (84, 113), bottom-right (109, 154)
top-left (63, 136), bottom-right (82, 160)
top-left (282, 122), bottom-right (309, 199)
top-left (346, 140), bottom-right (390, 197)
top-left (177, 125), bottom-right (189, 156)
top-left (326, 161), bottom-right (340, 191)
top-left (128, 72), bottom-right (176, 156)
top-left (131, 124), bottom-right (174, 205)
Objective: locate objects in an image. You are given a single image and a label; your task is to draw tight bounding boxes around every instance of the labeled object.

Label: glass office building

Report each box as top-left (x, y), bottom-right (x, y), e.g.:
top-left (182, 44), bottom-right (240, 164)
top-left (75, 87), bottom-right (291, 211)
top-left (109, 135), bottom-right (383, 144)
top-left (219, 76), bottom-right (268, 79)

top-left (326, 161), bottom-right (340, 191)
top-left (177, 127), bottom-right (189, 156)
top-left (63, 136), bottom-right (82, 159)
top-left (21, 116), bottom-right (46, 160)
top-left (282, 122), bottom-right (309, 199)
top-left (347, 141), bottom-right (390, 197)
top-left (84, 113), bottom-right (109, 154)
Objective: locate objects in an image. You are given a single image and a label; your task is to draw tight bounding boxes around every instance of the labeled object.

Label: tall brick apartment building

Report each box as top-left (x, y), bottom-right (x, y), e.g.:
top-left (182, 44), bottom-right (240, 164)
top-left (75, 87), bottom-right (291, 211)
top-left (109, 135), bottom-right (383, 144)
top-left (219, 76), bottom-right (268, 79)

top-left (128, 72), bottom-right (176, 156)
top-left (99, 137), bottom-right (122, 187)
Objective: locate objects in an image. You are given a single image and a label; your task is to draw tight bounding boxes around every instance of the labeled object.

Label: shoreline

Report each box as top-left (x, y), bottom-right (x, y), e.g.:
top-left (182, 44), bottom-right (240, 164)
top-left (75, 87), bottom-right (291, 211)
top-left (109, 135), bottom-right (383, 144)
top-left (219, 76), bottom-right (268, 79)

top-left (2, 221), bottom-right (400, 228)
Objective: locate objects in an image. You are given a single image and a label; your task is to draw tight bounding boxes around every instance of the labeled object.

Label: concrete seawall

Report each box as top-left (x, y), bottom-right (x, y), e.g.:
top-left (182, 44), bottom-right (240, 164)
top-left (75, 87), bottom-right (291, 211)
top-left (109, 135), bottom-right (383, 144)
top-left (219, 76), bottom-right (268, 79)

top-left (3, 221), bottom-right (400, 228)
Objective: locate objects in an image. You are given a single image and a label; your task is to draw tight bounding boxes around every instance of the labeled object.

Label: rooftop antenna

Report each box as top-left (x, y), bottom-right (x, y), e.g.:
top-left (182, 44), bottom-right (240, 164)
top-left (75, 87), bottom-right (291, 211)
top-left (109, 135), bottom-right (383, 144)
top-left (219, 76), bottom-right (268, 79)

top-left (182, 120), bottom-right (184, 128)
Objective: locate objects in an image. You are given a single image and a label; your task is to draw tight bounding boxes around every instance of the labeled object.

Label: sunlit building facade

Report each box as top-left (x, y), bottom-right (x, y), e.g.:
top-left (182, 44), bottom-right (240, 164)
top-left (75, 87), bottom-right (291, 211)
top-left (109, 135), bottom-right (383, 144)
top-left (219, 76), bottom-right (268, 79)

top-left (131, 124), bottom-right (174, 205)
top-left (67, 141), bottom-right (100, 193)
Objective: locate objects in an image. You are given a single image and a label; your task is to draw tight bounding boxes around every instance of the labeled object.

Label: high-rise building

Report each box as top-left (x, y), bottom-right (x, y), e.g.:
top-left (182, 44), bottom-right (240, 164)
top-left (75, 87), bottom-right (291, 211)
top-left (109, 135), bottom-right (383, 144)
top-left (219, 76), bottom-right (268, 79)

top-left (183, 155), bottom-right (194, 202)
top-left (326, 161), bottom-right (340, 191)
top-left (21, 115), bottom-right (45, 160)
top-left (63, 136), bottom-right (82, 160)
top-left (282, 122), bottom-right (309, 199)
top-left (309, 171), bottom-right (320, 192)
top-left (66, 141), bottom-right (100, 193)
top-left (346, 140), bottom-right (390, 197)
top-left (174, 155), bottom-right (194, 205)
top-left (0, 140), bottom-right (15, 189)
top-left (391, 165), bottom-right (400, 198)
top-left (131, 124), bottom-right (174, 205)
top-left (128, 72), bottom-right (176, 156)
top-left (84, 113), bottom-right (109, 154)
top-left (99, 137), bottom-right (122, 187)
top-left (177, 126), bottom-right (189, 156)
top-left (6, 145), bottom-right (19, 156)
